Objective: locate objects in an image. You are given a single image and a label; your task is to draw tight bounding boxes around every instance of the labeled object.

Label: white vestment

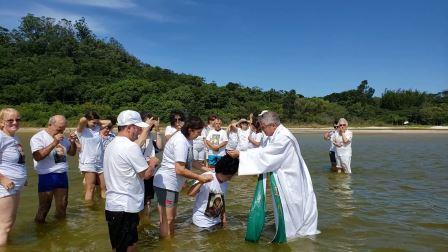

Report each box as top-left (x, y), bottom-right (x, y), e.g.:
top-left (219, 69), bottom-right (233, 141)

top-left (238, 124), bottom-right (319, 238)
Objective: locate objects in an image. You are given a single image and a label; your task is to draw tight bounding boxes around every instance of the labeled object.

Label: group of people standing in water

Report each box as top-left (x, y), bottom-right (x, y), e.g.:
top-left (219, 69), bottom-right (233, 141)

top-left (0, 107), bottom-right (353, 250)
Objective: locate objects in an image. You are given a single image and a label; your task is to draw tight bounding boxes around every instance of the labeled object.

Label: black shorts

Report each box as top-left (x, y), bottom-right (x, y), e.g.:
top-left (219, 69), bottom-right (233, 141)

top-left (329, 151), bottom-right (336, 164)
top-left (105, 210), bottom-right (139, 251)
top-left (144, 177), bottom-right (155, 202)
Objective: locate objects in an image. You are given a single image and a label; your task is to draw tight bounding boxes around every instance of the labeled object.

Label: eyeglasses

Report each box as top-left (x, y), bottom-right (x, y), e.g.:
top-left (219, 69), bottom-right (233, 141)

top-left (334, 126), bottom-right (339, 129)
top-left (339, 124), bottom-right (346, 127)
top-left (5, 118), bottom-right (21, 124)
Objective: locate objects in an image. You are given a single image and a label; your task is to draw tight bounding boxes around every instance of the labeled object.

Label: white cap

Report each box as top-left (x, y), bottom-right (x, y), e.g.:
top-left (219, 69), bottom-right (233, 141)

top-left (116, 110), bottom-right (149, 128)
top-left (258, 110), bottom-right (269, 117)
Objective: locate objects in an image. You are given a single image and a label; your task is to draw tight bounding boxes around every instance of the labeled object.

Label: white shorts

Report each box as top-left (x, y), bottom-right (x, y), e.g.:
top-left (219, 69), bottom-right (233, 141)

top-left (336, 155), bottom-right (352, 173)
top-left (79, 163), bottom-right (103, 173)
top-left (0, 177), bottom-right (26, 198)
top-left (193, 148), bottom-right (206, 161)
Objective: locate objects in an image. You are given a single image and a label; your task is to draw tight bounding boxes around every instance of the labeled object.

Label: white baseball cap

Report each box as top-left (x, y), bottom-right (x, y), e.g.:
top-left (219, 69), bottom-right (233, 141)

top-left (116, 110), bottom-right (149, 128)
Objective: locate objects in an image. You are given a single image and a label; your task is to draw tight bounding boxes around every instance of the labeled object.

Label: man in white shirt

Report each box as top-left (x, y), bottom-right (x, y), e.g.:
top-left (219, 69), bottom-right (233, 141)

top-left (30, 115), bottom-right (77, 223)
top-left (323, 120), bottom-right (339, 172)
top-left (103, 110), bottom-right (156, 252)
top-left (205, 118), bottom-right (228, 169)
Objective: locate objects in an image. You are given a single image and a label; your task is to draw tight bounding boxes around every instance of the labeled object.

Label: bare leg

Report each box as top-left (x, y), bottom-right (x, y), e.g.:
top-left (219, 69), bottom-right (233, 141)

top-left (35, 191), bottom-right (53, 223)
top-left (53, 188), bottom-right (68, 219)
top-left (157, 203), bottom-right (177, 239)
top-left (83, 172), bottom-right (96, 201)
top-left (0, 194), bottom-right (20, 246)
top-left (97, 173), bottom-right (106, 199)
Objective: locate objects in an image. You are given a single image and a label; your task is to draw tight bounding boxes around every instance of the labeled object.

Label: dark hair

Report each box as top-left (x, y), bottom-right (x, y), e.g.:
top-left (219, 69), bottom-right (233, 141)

top-left (333, 119), bottom-right (339, 126)
top-left (141, 111), bottom-right (154, 121)
top-left (169, 110), bottom-right (185, 126)
top-left (181, 116), bottom-right (204, 138)
top-left (208, 114), bottom-right (217, 123)
top-left (84, 111), bottom-right (100, 120)
top-left (252, 120), bottom-right (261, 133)
top-left (215, 154), bottom-right (239, 175)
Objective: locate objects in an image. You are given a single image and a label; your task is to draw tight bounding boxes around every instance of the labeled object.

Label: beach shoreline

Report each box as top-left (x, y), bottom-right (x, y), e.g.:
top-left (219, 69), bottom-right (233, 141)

top-left (17, 126), bottom-right (448, 134)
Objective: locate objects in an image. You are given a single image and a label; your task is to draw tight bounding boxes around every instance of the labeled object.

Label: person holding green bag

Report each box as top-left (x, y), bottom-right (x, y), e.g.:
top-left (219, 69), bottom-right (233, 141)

top-left (228, 111), bottom-right (319, 242)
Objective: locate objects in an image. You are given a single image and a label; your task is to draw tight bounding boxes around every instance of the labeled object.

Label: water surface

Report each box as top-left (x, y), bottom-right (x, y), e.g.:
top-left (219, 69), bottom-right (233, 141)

top-left (5, 132), bottom-right (448, 251)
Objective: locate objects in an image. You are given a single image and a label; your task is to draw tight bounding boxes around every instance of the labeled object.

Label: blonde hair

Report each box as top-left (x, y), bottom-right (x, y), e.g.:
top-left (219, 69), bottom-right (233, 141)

top-left (0, 108), bottom-right (20, 130)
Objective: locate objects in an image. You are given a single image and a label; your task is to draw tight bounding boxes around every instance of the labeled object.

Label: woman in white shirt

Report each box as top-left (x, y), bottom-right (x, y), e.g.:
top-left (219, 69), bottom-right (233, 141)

top-left (77, 111), bottom-right (111, 201)
top-left (153, 116), bottom-right (213, 239)
top-left (164, 110), bottom-right (185, 142)
top-left (331, 118), bottom-right (353, 173)
top-left (0, 108), bottom-right (26, 245)
top-left (248, 120), bottom-right (263, 149)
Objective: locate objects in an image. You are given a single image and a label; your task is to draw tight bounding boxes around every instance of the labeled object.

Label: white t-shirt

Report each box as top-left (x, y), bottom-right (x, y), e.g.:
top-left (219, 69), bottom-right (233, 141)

top-left (193, 128), bottom-right (207, 151)
top-left (165, 125), bottom-right (177, 137)
top-left (78, 126), bottom-right (103, 165)
top-left (30, 130), bottom-right (71, 174)
top-left (226, 131), bottom-right (238, 150)
top-left (103, 136), bottom-right (148, 213)
top-left (236, 128), bottom-right (251, 151)
top-left (141, 134), bottom-right (156, 160)
top-left (248, 132), bottom-right (263, 149)
top-left (192, 172), bottom-right (228, 228)
top-left (206, 129), bottom-right (228, 156)
top-left (153, 131), bottom-right (193, 192)
top-left (328, 130), bottom-right (337, 152)
top-left (331, 130), bottom-right (353, 156)
top-left (0, 131), bottom-right (26, 180)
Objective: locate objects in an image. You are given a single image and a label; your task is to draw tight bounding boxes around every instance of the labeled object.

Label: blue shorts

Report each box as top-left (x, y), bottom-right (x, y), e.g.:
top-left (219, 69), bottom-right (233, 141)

top-left (38, 172), bottom-right (69, 192)
top-left (208, 155), bottom-right (222, 167)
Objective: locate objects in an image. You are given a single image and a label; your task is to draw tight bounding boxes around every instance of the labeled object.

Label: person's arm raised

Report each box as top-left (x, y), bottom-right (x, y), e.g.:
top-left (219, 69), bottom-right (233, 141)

top-left (77, 117), bottom-right (88, 133)
top-left (32, 134), bottom-right (62, 161)
top-left (187, 181), bottom-right (203, 197)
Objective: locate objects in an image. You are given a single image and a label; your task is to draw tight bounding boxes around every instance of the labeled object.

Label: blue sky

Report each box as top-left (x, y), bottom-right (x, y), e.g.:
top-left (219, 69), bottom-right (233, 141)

top-left (0, 0), bottom-right (447, 97)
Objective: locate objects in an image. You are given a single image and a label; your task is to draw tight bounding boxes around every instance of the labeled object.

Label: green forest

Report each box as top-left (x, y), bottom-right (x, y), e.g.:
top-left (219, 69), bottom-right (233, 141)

top-left (1, 15), bottom-right (447, 127)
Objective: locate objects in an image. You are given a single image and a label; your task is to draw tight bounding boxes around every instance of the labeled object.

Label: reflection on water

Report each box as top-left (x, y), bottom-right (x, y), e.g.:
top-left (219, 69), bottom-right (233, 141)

top-left (328, 174), bottom-right (354, 218)
top-left (4, 132), bottom-right (448, 251)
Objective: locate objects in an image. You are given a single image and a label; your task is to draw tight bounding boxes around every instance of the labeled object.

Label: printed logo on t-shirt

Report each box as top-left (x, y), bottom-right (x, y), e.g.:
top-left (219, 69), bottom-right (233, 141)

top-left (210, 134), bottom-right (220, 146)
top-left (16, 143), bottom-right (25, 164)
top-left (53, 144), bottom-right (67, 163)
top-left (204, 192), bottom-right (225, 218)
top-left (186, 145), bottom-right (193, 170)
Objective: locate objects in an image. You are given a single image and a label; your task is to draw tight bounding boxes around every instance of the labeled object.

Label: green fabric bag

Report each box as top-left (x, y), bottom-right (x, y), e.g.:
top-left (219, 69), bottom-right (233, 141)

top-left (245, 174), bottom-right (266, 242)
top-left (269, 172), bottom-right (287, 243)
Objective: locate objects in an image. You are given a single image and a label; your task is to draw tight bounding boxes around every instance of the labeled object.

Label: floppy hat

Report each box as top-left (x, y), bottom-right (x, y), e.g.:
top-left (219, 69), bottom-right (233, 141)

top-left (237, 118), bottom-right (249, 124)
top-left (117, 110), bottom-right (149, 128)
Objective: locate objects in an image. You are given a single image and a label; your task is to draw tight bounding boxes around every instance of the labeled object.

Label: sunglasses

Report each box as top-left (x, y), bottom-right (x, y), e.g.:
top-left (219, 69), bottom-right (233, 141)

top-left (5, 118), bottom-right (21, 123)
top-left (339, 124), bottom-right (346, 127)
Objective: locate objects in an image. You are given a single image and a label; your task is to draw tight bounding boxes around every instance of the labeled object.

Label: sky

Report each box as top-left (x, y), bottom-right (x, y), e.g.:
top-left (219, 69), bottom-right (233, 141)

top-left (0, 0), bottom-right (447, 97)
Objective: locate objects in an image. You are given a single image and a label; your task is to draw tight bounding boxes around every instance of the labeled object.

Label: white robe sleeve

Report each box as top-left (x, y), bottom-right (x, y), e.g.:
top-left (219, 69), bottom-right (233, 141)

top-left (238, 134), bottom-right (290, 176)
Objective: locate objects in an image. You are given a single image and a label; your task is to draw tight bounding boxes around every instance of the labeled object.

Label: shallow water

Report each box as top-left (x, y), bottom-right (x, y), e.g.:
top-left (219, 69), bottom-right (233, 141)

top-left (4, 132), bottom-right (448, 251)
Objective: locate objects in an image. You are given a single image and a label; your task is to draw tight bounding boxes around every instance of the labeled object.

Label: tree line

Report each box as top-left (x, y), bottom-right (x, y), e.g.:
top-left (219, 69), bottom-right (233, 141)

top-left (1, 14), bottom-right (447, 126)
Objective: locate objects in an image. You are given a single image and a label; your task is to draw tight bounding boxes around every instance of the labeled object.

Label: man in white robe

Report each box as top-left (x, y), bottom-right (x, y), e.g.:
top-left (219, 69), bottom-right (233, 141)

top-left (228, 111), bottom-right (319, 240)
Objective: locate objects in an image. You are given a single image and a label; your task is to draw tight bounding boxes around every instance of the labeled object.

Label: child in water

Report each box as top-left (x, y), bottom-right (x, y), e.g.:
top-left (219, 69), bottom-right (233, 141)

top-left (188, 154), bottom-right (239, 228)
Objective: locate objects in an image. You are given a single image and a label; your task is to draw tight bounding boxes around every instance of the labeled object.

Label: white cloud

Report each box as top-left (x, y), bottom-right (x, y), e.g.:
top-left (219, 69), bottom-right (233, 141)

top-left (53, 0), bottom-right (136, 9)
